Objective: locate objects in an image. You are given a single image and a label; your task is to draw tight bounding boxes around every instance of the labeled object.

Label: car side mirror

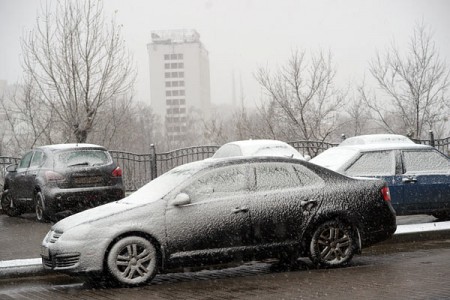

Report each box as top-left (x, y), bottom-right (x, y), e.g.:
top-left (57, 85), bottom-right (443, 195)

top-left (6, 164), bottom-right (17, 173)
top-left (171, 193), bottom-right (191, 206)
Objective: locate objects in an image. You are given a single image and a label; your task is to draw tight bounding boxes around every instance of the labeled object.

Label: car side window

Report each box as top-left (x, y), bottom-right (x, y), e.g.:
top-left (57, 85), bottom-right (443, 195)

top-left (18, 152), bottom-right (33, 169)
top-left (30, 151), bottom-right (45, 168)
top-left (254, 163), bottom-right (300, 191)
top-left (184, 165), bottom-right (248, 202)
top-left (345, 151), bottom-right (395, 176)
top-left (293, 165), bottom-right (324, 186)
top-left (402, 150), bottom-right (449, 173)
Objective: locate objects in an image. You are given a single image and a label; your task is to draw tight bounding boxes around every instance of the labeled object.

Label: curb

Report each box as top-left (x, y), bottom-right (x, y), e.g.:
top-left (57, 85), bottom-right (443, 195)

top-left (1, 221), bottom-right (450, 280)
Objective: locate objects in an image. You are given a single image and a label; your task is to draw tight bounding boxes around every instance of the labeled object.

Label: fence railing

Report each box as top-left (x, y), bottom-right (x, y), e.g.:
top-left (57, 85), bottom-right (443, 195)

top-left (1, 136), bottom-right (449, 192)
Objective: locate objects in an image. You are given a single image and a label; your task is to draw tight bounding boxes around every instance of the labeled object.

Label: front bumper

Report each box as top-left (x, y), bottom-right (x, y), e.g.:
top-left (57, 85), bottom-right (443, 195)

top-left (41, 230), bottom-right (110, 273)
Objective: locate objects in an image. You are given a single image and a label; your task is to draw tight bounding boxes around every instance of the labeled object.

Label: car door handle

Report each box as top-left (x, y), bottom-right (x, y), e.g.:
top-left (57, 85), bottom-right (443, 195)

top-left (402, 176), bottom-right (417, 183)
top-left (301, 200), bottom-right (318, 209)
top-left (232, 207), bottom-right (249, 214)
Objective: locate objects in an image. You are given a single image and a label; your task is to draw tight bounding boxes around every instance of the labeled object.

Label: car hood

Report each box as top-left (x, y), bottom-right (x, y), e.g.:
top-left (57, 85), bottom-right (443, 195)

top-left (52, 198), bottom-right (152, 232)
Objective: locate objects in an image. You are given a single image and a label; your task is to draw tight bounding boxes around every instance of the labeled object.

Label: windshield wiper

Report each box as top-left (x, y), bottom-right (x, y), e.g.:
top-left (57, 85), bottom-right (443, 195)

top-left (67, 162), bottom-right (90, 167)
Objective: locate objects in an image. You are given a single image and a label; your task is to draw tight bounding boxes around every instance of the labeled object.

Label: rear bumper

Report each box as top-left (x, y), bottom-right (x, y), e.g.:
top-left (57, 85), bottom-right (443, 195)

top-left (43, 185), bottom-right (125, 216)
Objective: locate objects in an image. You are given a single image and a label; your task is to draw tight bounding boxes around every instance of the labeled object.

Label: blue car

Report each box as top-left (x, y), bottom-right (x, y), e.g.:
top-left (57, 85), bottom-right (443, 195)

top-left (311, 134), bottom-right (450, 218)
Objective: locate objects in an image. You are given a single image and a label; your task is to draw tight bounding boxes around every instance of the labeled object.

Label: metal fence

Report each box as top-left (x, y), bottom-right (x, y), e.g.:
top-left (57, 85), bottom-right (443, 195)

top-left (411, 133), bottom-right (450, 155)
top-left (1, 136), bottom-right (449, 192)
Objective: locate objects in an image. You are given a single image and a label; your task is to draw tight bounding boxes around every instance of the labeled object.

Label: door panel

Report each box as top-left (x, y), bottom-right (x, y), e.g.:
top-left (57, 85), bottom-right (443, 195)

top-left (400, 150), bottom-right (450, 213)
top-left (165, 165), bottom-right (252, 257)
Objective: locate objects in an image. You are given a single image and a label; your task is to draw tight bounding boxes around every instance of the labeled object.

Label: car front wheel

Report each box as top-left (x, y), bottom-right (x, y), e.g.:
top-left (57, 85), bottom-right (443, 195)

top-left (309, 220), bottom-right (357, 267)
top-left (107, 236), bottom-right (159, 286)
top-left (35, 192), bottom-right (48, 222)
top-left (1, 191), bottom-right (22, 217)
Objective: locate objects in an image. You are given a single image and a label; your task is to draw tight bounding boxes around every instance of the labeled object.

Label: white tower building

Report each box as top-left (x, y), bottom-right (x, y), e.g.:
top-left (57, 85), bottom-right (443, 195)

top-left (147, 29), bottom-right (211, 143)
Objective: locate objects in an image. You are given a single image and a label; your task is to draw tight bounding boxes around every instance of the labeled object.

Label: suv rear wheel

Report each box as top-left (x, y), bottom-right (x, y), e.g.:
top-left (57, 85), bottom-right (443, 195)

top-left (35, 191), bottom-right (48, 222)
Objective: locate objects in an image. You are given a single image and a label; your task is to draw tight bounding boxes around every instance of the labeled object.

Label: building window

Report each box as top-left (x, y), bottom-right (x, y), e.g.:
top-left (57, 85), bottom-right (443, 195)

top-left (178, 53), bottom-right (183, 59)
top-left (166, 99), bottom-right (172, 105)
top-left (164, 54), bottom-right (170, 60)
top-left (166, 108), bottom-right (172, 114)
top-left (172, 81), bottom-right (179, 87)
top-left (166, 91), bottom-right (171, 96)
top-left (171, 53), bottom-right (177, 60)
top-left (173, 107), bottom-right (179, 114)
top-left (165, 81), bottom-right (171, 87)
top-left (178, 72), bottom-right (184, 77)
top-left (179, 81), bottom-right (185, 87)
top-left (165, 72), bottom-right (171, 78)
top-left (178, 62), bottom-right (184, 68)
top-left (179, 90), bottom-right (185, 96)
top-left (171, 62), bottom-right (177, 69)
top-left (172, 99), bottom-right (179, 105)
top-left (180, 99), bottom-right (186, 105)
top-left (172, 90), bottom-right (179, 96)
top-left (180, 107), bottom-right (186, 113)
top-left (164, 63), bottom-right (170, 69)
top-left (172, 72), bottom-right (178, 78)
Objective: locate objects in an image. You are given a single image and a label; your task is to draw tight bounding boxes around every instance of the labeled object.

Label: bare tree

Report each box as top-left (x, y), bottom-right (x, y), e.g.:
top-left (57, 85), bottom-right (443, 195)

top-left (0, 78), bottom-right (59, 154)
top-left (368, 23), bottom-right (449, 138)
top-left (255, 49), bottom-right (345, 154)
top-left (21, 0), bottom-right (136, 143)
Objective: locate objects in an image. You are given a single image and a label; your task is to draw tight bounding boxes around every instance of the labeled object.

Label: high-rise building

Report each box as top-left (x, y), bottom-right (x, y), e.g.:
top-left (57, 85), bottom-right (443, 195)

top-left (147, 29), bottom-right (211, 143)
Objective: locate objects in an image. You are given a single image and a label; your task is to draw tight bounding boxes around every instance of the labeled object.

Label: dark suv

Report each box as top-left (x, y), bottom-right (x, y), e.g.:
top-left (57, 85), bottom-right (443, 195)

top-left (1, 144), bottom-right (125, 221)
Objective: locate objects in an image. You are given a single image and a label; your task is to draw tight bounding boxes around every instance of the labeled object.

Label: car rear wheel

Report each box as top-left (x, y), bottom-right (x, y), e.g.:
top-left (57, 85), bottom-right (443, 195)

top-left (35, 192), bottom-right (48, 222)
top-left (309, 220), bottom-right (357, 267)
top-left (1, 191), bottom-right (22, 217)
top-left (107, 236), bottom-right (159, 286)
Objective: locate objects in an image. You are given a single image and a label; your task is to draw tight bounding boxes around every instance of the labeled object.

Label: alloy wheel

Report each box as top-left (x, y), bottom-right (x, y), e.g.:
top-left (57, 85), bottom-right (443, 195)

top-left (309, 220), bottom-right (356, 267)
top-left (107, 236), bottom-right (158, 286)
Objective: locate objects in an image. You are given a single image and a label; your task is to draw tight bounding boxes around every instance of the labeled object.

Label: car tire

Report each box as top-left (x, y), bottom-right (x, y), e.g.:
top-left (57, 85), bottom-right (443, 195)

top-left (309, 220), bottom-right (357, 267)
top-left (106, 236), bottom-right (159, 286)
top-left (35, 191), bottom-right (48, 222)
top-left (1, 191), bottom-right (22, 217)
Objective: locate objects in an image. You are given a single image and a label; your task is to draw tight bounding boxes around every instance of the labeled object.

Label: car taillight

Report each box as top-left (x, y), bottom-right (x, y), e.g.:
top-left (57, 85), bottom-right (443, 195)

top-left (381, 186), bottom-right (391, 202)
top-left (112, 167), bottom-right (122, 177)
top-left (45, 171), bottom-right (65, 182)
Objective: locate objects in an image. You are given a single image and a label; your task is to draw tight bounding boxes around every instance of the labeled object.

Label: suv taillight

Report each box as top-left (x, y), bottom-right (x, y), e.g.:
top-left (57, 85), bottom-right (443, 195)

top-left (112, 167), bottom-right (122, 177)
top-left (381, 186), bottom-right (391, 202)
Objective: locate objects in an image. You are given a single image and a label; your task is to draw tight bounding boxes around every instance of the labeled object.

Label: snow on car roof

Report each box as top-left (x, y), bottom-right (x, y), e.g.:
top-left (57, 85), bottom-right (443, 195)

top-left (339, 134), bottom-right (414, 147)
top-left (37, 143), bottom-right (106, 151)
top-left (310, 141), bottom-right (432, 171)
top-left (217, 139), bottom-right (304, 159)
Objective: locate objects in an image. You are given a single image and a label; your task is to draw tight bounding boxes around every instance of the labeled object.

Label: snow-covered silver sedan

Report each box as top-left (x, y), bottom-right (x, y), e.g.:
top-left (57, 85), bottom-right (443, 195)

top-left (41, 156), bottom-right (396, 286)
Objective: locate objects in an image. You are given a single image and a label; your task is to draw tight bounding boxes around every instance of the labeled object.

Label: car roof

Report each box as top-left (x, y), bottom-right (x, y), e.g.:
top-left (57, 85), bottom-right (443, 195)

top-left (339, 134), bottom-right (415, 147)
top-left (176, 155), bottom-right (307, 172)
top-left (218, 139), bottom-right (304, 158)
top-left (337, 143), bottom-right (432, 152)
top-left (35, 143), bottom-right (107, 152)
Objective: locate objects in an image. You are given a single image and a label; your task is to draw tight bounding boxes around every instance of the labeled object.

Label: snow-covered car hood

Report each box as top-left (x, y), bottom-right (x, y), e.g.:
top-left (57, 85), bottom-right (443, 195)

top-left (52, 199), bottom-right (148, 232)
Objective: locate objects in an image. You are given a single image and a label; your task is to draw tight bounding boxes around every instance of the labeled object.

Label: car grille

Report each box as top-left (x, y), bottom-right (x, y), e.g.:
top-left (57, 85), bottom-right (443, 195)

top-left (43, 253), bottom-right (80, 269)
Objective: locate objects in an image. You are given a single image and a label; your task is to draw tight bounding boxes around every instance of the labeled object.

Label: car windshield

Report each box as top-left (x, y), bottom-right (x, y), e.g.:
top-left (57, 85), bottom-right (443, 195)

top-left (310, 148), bottom-right (359, 171)
top-left (55, 149), bottom-right (111, 167)
top-left (121, 161), bottom-right (207, 204)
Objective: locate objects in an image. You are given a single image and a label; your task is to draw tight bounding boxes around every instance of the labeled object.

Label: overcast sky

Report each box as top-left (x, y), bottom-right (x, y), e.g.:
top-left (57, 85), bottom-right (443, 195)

top-left (1, 0), bottom-right (449, 107)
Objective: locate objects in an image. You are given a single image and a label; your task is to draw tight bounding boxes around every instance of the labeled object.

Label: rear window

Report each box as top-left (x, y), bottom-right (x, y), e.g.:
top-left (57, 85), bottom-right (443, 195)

top-left (55, 149), bottom-right (112, 168)
top-left (310, 148), bottom-right (359, 171)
